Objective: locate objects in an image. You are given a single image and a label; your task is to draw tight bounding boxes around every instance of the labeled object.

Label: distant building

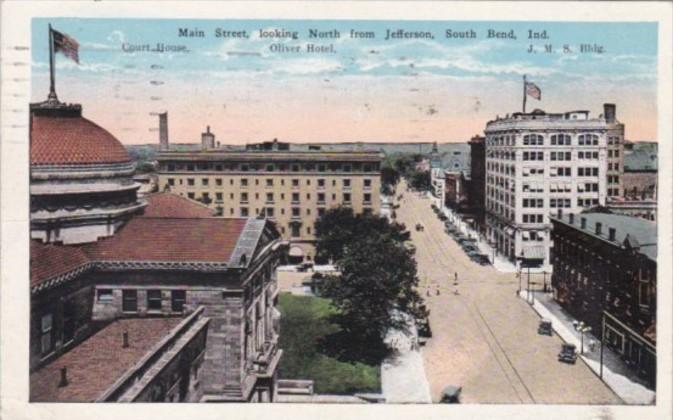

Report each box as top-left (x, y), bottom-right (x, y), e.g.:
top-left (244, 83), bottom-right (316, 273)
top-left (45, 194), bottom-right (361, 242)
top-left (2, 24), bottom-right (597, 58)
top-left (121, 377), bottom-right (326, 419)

top-left (604, 104), bottom-right (625, 199)
top-left (550, 212), bottom-right (656, 388)
top-left (484, 105), bottom-right (617, 266)
top-left (29, 97), bottom-right (285, 402)
top-left (156, 123), bottom-right (383, 263)
top-left (468, 135), bottom-right (486, 230)
top-left (607, 142), bottom-right (657, 221)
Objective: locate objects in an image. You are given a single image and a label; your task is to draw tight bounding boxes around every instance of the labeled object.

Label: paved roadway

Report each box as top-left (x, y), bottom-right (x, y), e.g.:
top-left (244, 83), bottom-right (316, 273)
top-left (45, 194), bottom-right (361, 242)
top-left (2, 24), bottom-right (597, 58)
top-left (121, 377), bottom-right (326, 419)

top-left (396, 181), bottom-right (621, 404)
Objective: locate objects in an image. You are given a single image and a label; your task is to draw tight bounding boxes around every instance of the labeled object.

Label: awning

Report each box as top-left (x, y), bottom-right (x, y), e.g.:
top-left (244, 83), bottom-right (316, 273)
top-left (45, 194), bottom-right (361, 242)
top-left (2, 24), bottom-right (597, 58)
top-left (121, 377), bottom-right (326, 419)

top-left (522, 246), bottom-right (545, 260)
top-left (288, 246), bottom-right (304, 257)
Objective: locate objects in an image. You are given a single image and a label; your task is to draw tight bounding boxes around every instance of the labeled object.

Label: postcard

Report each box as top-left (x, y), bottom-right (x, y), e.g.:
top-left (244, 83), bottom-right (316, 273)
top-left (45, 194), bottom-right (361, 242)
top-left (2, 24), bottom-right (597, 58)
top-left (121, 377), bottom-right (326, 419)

top-left (1, 1), bottom-right (671, 420)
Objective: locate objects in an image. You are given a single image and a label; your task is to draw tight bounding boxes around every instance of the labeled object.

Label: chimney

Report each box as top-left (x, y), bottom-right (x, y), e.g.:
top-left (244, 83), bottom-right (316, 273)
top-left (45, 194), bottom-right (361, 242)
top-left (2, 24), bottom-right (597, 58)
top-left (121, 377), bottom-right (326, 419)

top-left (595, 222), bottom-right (602, 235)
top-left (201, 125), bottom-right (215, 150)
top-left (603, 103), bottom-right (616, 124)
top-left (159, 112), bottom-right (169, 151)
top-left (581, 217), bottom-right (586, 229)
top-left (59, 367), bottom-right (69, 387)
top-left (569, 213), bottom-right (574, 224)
top-left (608, 227), bottom-right (616, 241)
top-left (122, 331), bottom-right (129, 348)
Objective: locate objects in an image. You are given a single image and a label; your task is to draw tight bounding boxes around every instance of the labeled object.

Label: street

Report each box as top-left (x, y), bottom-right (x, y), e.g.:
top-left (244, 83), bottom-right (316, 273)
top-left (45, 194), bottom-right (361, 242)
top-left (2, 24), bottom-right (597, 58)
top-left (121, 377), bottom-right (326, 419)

top-left (396, 181), bottom-right (621, 404)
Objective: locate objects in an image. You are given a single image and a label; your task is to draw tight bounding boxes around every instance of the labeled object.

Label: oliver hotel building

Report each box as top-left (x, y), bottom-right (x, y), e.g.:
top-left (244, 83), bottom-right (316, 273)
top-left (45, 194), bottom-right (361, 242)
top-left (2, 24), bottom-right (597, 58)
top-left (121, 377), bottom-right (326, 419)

top-left (29, 95), bottom-right (286, 402)
top-left (155, 113), bottom-right (383, 263)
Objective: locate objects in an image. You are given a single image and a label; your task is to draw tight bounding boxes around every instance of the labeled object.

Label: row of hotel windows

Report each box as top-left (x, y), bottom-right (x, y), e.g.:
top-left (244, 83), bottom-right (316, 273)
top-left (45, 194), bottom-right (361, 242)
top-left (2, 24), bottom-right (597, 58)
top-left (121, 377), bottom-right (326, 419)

top-left (518, 167), bottom-right (603, 177)
top-left (164, 162), bottom-right (379, 173)
top-left (183, 191), bottom-right (371, 205)
top-left (168, 177), bottom-right (373, 189)
top-left (214, 205), bottom-right (371, 222)
top-left (487, 134), bottom-right (601, 147)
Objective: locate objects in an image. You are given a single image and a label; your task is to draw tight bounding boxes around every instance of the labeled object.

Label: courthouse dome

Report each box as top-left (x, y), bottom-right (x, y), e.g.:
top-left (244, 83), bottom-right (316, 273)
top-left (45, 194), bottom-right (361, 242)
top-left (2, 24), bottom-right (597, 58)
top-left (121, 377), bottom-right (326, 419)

top-left (30, 103), bottom-right (130, 166)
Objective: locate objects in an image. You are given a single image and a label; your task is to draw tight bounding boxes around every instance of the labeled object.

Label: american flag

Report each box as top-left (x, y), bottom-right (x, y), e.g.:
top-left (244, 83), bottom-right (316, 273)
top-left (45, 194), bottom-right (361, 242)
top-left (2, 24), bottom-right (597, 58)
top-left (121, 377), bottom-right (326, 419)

top-left (52, 29), bottom-right (79, 64)
top-left (525, 81), bottom-right (541, 100)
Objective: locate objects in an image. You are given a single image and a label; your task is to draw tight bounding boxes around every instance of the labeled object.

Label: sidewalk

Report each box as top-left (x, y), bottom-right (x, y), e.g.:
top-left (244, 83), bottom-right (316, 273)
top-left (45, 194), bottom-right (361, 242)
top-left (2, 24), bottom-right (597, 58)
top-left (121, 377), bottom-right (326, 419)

top-left (519, 290), bottom-right (655, 405)
top-left (381, 312), bottom-right (432, 403)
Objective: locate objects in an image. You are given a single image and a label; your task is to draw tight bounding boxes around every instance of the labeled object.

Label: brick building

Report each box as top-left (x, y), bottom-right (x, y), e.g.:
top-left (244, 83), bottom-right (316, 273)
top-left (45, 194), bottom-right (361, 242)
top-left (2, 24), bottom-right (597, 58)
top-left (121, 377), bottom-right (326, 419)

top-left (155, 120), bottom-right (382, 263)
top-left (607, 141), bottom-right (657, 221)
top-left (29, 97), bottom-right (286, 402)
top-left (550, 212), bottom-right (656, 388)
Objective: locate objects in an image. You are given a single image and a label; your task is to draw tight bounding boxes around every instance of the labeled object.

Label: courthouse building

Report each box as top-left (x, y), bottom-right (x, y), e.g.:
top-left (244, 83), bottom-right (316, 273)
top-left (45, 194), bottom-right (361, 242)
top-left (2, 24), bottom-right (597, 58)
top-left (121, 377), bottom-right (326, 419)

top-left (550, 212), bottom-right (656, 388)
top-left (155, 119), bottom-right (383, 263)
top-left (29, 97), bottom-right (285, 402)
top-left (484, 105), bottom-right (620, 266)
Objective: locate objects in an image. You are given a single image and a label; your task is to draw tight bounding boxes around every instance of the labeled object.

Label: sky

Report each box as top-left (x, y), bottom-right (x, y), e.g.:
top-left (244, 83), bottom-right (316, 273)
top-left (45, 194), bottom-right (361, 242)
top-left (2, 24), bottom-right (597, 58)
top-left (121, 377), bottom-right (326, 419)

top-left (31, 18), bottom-right (658, 145)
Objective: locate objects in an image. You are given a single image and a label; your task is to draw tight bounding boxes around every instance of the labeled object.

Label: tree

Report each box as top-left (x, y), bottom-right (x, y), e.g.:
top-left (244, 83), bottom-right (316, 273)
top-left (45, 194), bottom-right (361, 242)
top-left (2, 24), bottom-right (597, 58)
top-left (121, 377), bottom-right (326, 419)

top-left (315, 207), bottom-right (409, 263)
top-left (321, 235), bottom-right (426, 362)
top-left (381, 165), bottom-right (400, 192)
top-left (410, 169), bottom-right (431, 191)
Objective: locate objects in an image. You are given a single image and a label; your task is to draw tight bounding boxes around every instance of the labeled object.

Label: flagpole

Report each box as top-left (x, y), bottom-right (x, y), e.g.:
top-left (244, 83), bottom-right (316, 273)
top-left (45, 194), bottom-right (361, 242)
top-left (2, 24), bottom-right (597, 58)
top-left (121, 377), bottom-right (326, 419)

top-left (48, 24), bottom-right (57, 101)
top-left (522, 74), bottom-right (527, 113)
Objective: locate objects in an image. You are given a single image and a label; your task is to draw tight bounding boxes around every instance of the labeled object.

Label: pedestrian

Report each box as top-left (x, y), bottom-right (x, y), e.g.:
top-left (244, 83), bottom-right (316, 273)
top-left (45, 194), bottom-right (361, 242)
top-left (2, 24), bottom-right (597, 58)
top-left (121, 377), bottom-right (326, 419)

top-left (436, 288), bottom-right (440, 296)
top-left (454, 288), bottom-right (459, 295)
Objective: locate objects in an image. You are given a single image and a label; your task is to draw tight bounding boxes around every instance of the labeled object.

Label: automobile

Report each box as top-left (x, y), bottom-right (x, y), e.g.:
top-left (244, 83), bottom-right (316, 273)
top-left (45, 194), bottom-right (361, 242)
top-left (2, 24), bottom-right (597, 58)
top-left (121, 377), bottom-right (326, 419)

top-left (558, 343), bottom-right (578, 364)
top-left (438, 214), bottom-right (448, 221)
top-left (296, 262), bottom-right (314, 272)
top-left (538, 319), bottom-right (553, 336)
top-left (440, 385), bottom-right (462, 404)
top-left (473, 254), bottom-right (491, 265)
top-left (417, 318), bottom-right (432, 339)
top-left (415, 223), bottom-right (424, 232)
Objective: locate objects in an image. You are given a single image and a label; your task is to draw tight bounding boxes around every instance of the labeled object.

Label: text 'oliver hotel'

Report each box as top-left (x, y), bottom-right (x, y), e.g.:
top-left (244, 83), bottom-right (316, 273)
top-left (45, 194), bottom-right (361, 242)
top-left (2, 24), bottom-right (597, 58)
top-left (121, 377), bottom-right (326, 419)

top-left (484, 104), bottom-right (624, 267)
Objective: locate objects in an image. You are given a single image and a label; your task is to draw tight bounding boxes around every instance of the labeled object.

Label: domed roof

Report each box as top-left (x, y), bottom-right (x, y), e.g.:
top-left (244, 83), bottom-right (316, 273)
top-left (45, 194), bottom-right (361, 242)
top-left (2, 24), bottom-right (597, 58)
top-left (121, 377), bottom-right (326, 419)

top-left (30, 103), bottom-right (130, 166)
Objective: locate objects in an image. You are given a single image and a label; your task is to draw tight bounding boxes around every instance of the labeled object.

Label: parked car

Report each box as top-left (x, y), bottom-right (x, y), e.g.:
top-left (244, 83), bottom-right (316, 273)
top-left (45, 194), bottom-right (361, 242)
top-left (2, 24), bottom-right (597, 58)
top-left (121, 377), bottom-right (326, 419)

top-left (440, 385), bottom-right (462, 404)
top-left (438, 214), bottom-right (448, 221)
top-left (473, 254), bottom-right (491, 265)
top-left (538, 319), bottom-right (553, 336)
top-left (558, 343), bottom-right (578, 364)
top-left (415, 223), bottom-right (424, 232)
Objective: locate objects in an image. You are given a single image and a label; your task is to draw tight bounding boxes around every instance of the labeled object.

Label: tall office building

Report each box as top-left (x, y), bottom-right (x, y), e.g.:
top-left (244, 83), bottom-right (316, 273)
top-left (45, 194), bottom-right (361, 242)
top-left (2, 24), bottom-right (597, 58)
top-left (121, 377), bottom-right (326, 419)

top-left (484, 105), bottom-right (618, 267)
top-left (156, 126), bottom-right (382, 263)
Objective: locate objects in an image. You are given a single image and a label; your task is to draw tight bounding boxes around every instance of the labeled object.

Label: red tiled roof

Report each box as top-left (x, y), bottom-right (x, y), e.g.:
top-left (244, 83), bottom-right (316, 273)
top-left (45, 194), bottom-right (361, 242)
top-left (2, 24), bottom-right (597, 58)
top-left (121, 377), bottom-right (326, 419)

top-left (30, 317), bottom-right (181, 402)
top-left (142, 193), bottom-right (214, 218)
top-left (86, 217), bottom-right (247, 263)
top-left (31, 114), bottom-right (131, 166)
top-left (30, 241), bottom-right (90, 288)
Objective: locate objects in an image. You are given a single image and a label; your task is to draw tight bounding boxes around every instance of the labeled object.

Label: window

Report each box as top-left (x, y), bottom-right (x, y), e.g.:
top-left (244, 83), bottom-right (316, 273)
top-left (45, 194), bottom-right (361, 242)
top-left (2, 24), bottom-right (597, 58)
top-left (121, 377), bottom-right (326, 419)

top-left (364, 193), bottom-right (372, 203)
top-left (241, 192), bottom-right (249, 203)
top-left (241, 178), bottom-right (248, 187)
top-left (291, 164), bottom-right (300, 172)
top-left (202, 178), bottom-right (209, 186)
top-left (292, 179), bottom-right (299, 187)
top-left (292, 193), bottom-right (300, 203)
top-left (216, 178), bottom-right (222, 186)
top-left (343, 179), bottom-right (351, 188)
top-left (266, 193), bottom-right (274, 203)
top-left (97, 289), bottom-right (113, 302)
top-left (266, 207), bottom-right (275, 217)
top-left (171, 290), bottom-right (186, 312)
top-left (167, 178), bottom-right (175, 186)
top-left (318, 164), bottom-right (326, 172)
top-left (122, 290), bottom-right (138, 312)
top-left (266, 164), bottom-right (274, 172)
top-left (241, 207), bottom-right (249, 217)
top-left (343, 193), bottom-right (352, 203)
top-left (40, 313), bottom-right (53, 355)
top-left (187, 178), bottom-right (195, 186)
top-left (241, 164), bottom-right (249, 172)
top-left (364, 179), bottom-right (372, 188)
top-left (292, 207), bottom-right (301, 217)
top-left (187, 192), bottom-right (195, 199)
top-left (317, 193), bottom-right (325, 203)
top-left (266, 179), bottom-right (273, 187)
top-left (216, 192), bottom-right (223, 201)
top-left (307, 226), bottom-right (312, 235)
top-left (317, 179), bottom-right (325, 188)
top-left (147, 290), bottom-right (162, 311)
top-left (291, 224), bottom-right (301, 237)
top-left (318, 208), bottom-right (326, 216)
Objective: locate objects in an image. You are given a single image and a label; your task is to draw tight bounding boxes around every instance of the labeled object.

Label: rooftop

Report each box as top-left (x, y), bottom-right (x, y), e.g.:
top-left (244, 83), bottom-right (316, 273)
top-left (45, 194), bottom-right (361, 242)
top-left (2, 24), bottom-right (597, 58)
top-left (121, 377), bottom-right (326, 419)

top-left (551, 212), bottom-right (657, 262)
top-left (30, 103), bottom-right (131, 166)
top-left (30, 317), bottom-right (182, 402)
top-left (624, 148), bottom-right (658, 172)
top-left (30, 193), bottom-right (261, 291)
top-left (141, 192), bottom-right (214, 218)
